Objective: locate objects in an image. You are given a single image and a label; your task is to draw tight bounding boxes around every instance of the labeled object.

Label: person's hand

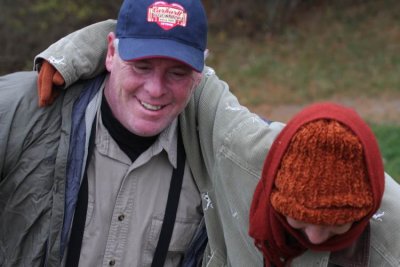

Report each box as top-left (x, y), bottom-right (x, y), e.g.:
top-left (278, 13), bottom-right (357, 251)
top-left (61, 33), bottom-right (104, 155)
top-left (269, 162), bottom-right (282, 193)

top-left (37, 60), bottom-right (65, 107)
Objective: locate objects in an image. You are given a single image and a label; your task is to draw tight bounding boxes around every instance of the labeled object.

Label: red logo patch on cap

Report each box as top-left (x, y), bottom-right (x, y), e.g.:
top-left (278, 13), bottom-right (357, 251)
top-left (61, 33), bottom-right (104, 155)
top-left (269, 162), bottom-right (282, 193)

top-left (147, 1), bottom-right (187, 30)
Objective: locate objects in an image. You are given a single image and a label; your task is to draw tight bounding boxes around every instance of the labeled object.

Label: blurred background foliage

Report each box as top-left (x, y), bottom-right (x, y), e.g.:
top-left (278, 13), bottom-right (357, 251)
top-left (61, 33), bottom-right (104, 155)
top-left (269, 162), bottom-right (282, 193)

top-left (0, 0), bottom-right (373, 74)
top-left (2, 0), bottom-right (399, 82)
top-left (1, 0), bottom-right (399, 181)
top-left (1, 0), bottom-right (122, 73)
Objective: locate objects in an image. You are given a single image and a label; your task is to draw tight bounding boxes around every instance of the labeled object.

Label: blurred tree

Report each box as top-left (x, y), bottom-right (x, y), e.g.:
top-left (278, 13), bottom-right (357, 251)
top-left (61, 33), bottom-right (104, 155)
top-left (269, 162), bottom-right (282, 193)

top-left (203, 0), bottom-right (302, 37)
top-left (1, 0), bottom-right (374, 75)
top-left (0, 0), bottom-right (122, 74)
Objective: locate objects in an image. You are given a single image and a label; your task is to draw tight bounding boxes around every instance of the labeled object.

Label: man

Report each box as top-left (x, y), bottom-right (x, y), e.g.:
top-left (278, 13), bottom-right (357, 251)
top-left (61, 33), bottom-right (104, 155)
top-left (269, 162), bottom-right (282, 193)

top-left (250, 102), bottom-right (400, 266)
top-left (0, 0), bottom-right (284, 266)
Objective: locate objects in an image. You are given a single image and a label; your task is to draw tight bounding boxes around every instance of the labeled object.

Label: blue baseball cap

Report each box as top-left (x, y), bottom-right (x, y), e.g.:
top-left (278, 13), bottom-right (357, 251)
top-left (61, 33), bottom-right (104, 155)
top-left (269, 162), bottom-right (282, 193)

top-left (116, 0), bottom-right (208, 72)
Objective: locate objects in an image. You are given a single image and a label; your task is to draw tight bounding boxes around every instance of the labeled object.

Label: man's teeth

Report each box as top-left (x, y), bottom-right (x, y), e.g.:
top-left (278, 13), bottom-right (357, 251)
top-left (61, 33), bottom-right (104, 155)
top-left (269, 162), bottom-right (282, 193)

top-left (141, 101), bottom-right (162, 111)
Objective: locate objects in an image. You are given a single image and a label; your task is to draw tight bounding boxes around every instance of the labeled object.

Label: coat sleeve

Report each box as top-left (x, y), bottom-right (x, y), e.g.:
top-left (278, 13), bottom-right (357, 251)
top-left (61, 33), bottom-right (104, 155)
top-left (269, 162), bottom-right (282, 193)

top-left (179, 67), bottom-right (285, 265)
top-left (192, 67), bottom-right (285, 186)
top-left (0, 71), bottom-right (67, 266)
top-left (33, 19), bottom-right (115, 87)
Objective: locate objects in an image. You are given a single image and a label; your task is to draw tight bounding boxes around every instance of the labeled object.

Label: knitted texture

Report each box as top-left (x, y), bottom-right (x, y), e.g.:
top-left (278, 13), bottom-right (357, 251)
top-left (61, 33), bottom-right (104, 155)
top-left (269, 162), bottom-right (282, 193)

top-left (270, 119), bottom-right (373, 225)
top-left (249, 102), bottom-right (385, 267)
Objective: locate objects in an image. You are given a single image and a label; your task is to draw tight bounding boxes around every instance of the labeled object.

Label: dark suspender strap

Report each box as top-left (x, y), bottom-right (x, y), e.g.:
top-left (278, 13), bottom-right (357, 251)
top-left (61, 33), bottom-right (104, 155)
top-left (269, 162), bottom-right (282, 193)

top-left (151, 130), bottom-right (186, 267)
top-left (65, 117), bottom-right (97, 267)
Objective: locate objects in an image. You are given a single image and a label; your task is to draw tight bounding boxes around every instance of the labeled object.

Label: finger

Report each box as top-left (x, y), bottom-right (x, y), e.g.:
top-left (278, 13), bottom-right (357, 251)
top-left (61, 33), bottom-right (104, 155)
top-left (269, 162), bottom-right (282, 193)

top-left (38, 61), bottom-right (56, 107)
top-left (37, 67), bottom-right (43, 106)
top-left (53, 70), bottom-right (65, 87)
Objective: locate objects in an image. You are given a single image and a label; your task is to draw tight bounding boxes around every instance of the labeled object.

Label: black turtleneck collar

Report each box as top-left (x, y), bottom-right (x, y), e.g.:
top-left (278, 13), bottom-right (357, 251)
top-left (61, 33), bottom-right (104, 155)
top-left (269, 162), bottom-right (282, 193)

top-left (100, 93), bottom-right (158, 162)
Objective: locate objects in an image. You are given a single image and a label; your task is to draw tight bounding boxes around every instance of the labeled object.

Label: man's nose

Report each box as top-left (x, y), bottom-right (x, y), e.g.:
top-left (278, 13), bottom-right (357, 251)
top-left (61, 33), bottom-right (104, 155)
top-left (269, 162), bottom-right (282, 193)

top-left (304, 225), bottom-right (331, 245)
top-left (145, 74), bottom-right (166, 97)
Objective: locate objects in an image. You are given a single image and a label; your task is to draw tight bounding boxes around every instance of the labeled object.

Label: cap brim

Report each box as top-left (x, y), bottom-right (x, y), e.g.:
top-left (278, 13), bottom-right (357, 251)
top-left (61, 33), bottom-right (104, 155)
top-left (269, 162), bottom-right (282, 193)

top-left (118, 38), bottom-right (204, 72)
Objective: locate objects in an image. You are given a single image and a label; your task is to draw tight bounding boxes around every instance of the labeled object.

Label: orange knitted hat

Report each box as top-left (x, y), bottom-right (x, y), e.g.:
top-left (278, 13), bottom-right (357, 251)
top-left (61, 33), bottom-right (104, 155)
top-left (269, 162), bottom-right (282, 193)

top-left (270, 119), bottom-right (373, 225)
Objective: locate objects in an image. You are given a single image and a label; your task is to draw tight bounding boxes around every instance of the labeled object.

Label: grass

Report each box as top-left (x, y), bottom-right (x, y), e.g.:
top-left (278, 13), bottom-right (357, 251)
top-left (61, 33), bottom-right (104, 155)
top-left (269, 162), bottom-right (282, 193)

top-left (371, 124), bottom-right (400, 183)
top-left (206, 0), bottom-right (400, 107)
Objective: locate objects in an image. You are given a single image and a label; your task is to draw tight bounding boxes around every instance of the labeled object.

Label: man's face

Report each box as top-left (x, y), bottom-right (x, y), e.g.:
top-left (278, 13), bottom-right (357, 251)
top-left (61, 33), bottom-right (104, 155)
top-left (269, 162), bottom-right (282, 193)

top-left (286, 217), bottom-right (353, 245)
top-left (104, 33), bottom-right (201, 137)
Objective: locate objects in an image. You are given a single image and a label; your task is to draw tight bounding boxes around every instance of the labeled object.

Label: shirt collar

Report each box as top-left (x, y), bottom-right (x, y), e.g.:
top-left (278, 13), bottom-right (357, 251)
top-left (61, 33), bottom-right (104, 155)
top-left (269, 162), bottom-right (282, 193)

top-left (94, 88), bottom-right (179, 168)
top-left (156, 118), bottom-right (179, 168)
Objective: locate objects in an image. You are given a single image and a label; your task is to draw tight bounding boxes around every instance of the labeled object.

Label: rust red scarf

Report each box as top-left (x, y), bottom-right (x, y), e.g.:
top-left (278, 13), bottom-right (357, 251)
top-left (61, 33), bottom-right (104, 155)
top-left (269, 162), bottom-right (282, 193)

top-left (249, 102), bottom-right (385, 267)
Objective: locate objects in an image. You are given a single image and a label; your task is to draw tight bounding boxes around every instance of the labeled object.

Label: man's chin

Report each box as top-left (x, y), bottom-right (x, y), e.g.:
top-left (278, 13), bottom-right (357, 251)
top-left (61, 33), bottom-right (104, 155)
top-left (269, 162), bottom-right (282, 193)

top-left (129, 123), bottom-right (165, 137)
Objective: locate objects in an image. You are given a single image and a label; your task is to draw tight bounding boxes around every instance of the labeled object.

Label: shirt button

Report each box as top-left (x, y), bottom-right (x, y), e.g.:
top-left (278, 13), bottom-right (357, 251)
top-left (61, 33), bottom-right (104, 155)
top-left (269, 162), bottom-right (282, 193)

top-left (109, 259), bottom-right (116, 266)
top-left (118, 214), bottom-right (125, 221)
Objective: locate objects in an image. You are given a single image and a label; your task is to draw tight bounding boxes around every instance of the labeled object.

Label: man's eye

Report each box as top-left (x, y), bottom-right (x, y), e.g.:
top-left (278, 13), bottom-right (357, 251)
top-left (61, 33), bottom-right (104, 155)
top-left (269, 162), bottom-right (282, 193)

top-left (132, 64), bottom-right (151, 72)
top-left (172, 71), bottom-right (186, 77)
top-left (169, 69), bottom-right (191, 79)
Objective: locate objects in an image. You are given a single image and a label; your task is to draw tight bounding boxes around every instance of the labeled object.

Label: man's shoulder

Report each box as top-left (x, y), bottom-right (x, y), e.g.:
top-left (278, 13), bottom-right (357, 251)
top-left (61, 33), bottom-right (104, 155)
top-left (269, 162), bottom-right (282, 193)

top-left (0, 71), bottom-right (38, 110)
top-left (0, 71), bottom-right (37, 94)
top-left (0, 71), bottom-right (69, 124)
top-left (0, 70), bottom-right (37, 81)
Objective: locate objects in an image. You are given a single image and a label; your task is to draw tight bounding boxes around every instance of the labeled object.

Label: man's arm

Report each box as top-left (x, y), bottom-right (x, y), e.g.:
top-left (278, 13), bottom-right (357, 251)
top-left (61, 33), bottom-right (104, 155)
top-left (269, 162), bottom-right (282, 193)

top-left (34, 19), bottom-right (115, 88)
top-left (177, 66), bottom-right (284, 264)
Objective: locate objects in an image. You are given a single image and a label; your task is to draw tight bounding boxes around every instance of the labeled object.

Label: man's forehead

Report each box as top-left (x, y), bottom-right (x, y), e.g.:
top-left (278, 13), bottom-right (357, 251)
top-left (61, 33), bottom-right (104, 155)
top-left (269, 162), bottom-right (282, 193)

top-left (127, 57), bottom-right (195, 70)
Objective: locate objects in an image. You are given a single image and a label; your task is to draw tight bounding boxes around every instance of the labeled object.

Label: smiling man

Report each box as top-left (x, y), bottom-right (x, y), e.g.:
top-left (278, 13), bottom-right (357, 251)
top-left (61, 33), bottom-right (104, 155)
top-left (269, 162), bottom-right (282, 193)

top-left (103, 37), bottom-right (200, 137)
top-left (0, 0), bottom-right (286, 266)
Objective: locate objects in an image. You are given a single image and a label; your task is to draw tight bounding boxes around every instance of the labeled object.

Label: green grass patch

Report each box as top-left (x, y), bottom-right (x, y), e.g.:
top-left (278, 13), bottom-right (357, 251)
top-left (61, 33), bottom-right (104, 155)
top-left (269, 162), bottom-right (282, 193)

top-left (371, 124), bottom-right (400, 183)
top-left (206, 0), bottom-right (400, 107)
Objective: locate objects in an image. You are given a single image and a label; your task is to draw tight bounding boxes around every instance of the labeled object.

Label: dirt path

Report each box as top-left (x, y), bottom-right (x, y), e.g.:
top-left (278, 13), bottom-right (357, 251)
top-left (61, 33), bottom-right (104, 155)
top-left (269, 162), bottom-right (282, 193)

top-left (251, 96), bottom-right (400, 125)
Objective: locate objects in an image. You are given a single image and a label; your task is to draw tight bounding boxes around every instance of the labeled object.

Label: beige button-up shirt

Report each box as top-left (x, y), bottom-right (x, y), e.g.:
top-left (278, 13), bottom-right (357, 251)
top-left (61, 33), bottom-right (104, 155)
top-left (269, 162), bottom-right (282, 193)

top-left (78, 103), bottom-right (202, 266)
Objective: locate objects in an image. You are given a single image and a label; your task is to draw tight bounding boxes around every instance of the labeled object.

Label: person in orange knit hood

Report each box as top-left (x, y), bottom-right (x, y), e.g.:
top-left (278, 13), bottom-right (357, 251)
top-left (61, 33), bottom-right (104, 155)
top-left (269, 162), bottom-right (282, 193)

top-left (249, 102), bottom-right (400, 267)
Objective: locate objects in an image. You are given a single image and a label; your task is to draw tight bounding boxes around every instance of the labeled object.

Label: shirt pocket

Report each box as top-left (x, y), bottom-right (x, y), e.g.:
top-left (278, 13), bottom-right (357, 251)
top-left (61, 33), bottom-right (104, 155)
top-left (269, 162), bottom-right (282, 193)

top-left (142, 216), bottom-right (200, 267)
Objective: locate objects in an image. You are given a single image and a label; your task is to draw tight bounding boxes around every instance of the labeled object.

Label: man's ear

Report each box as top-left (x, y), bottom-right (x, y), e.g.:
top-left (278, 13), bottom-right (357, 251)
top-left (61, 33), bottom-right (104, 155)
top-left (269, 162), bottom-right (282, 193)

top-left (105, 32), bottom-right (117, 72)
top-left (192, 72), bottom-right (202, 89)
